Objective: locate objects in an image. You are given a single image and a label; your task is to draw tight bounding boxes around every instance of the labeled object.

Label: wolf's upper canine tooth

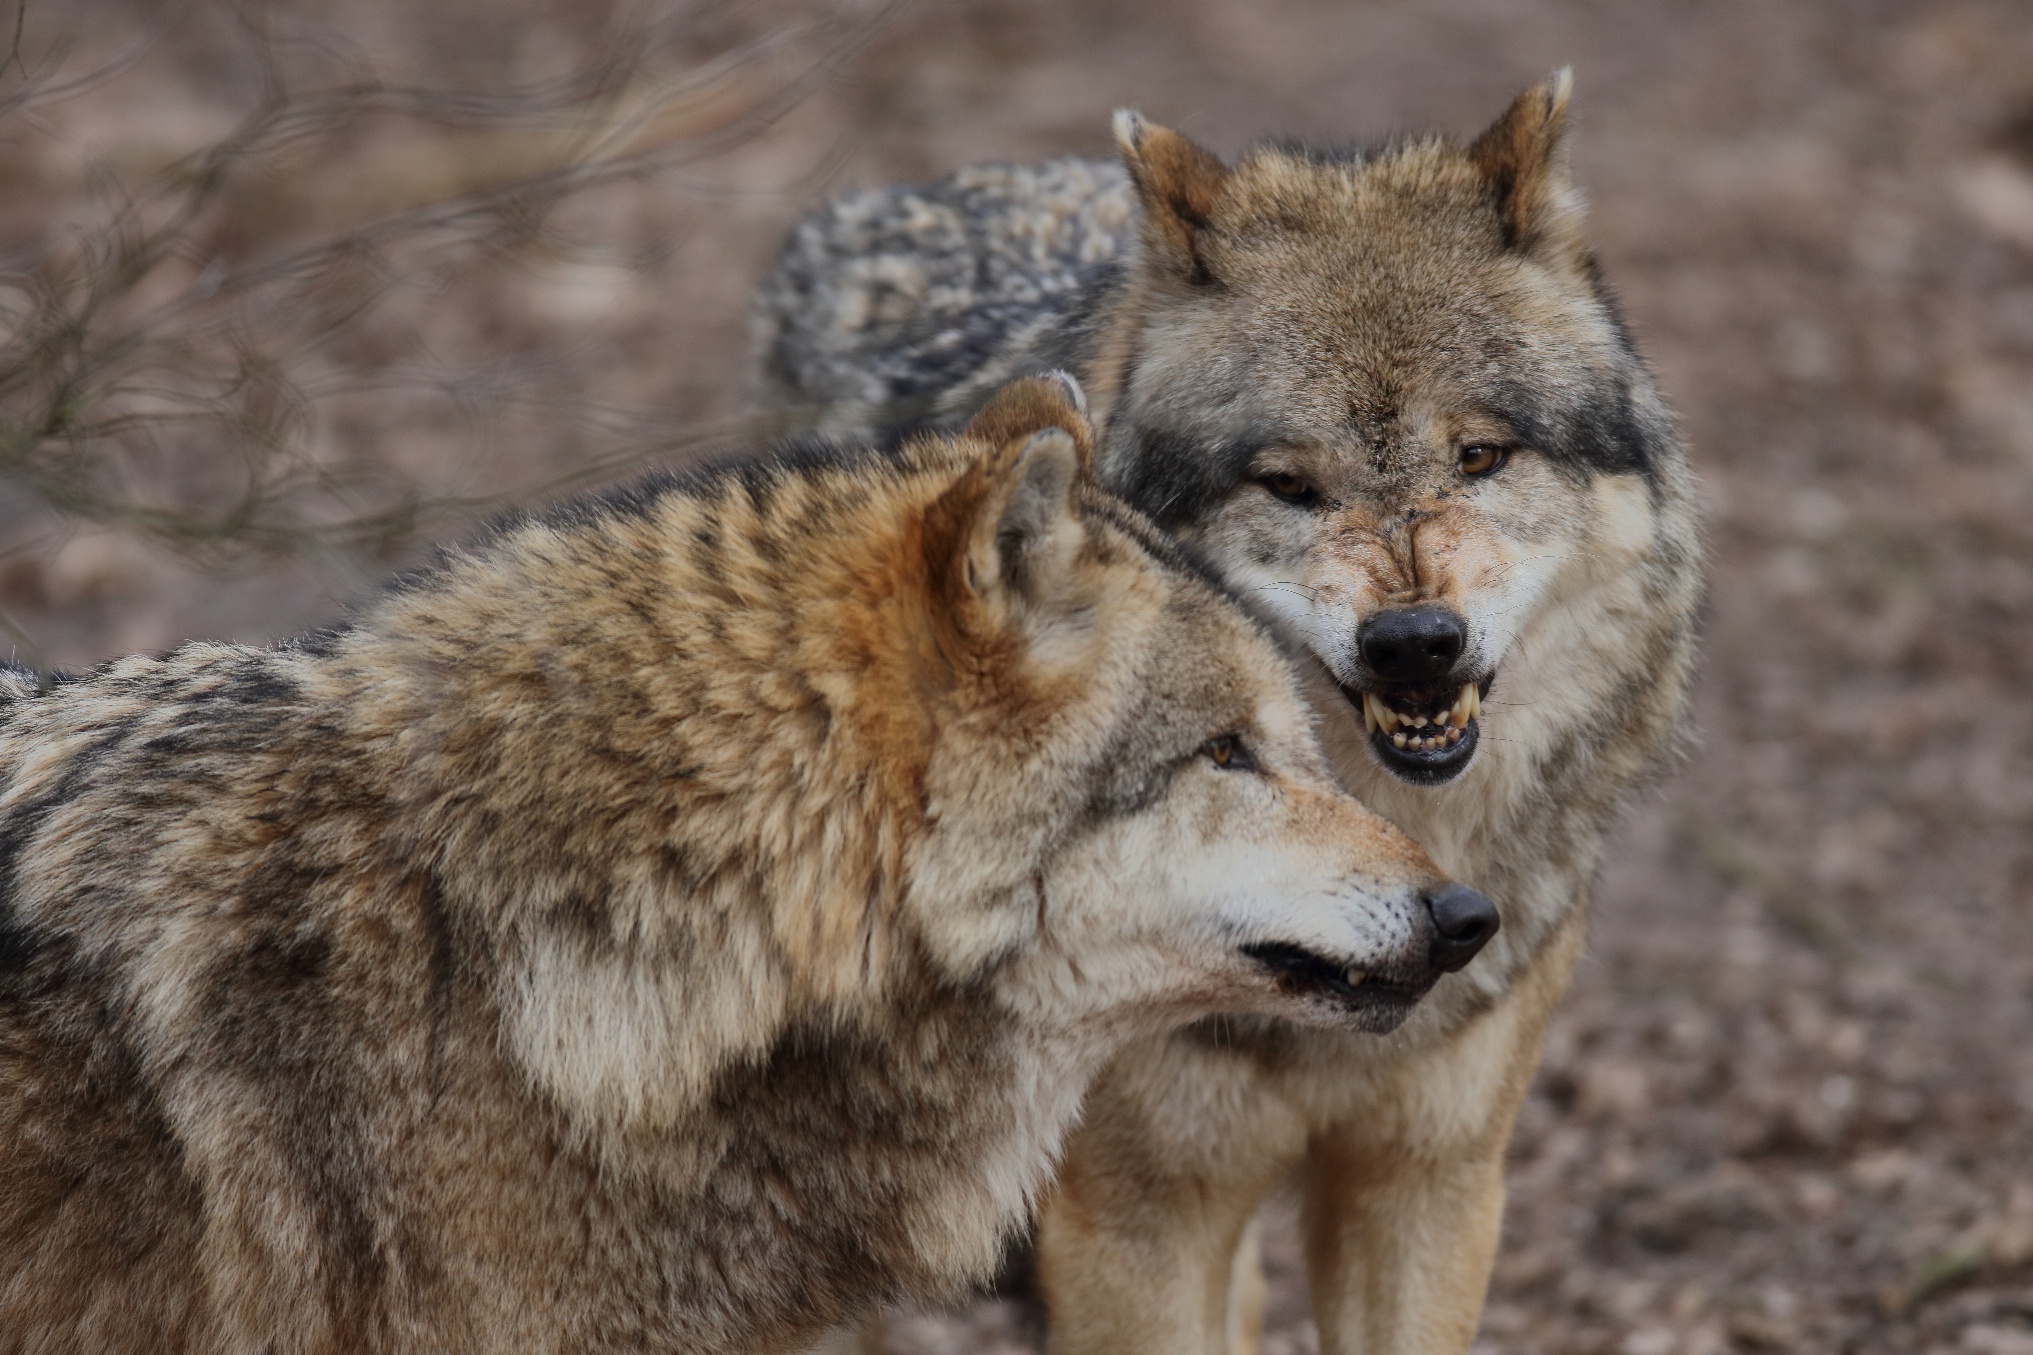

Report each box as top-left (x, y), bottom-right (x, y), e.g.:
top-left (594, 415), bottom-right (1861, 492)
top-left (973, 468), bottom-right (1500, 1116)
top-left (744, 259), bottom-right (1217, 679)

top-left (1363, 695), bottom-right (1379, 734)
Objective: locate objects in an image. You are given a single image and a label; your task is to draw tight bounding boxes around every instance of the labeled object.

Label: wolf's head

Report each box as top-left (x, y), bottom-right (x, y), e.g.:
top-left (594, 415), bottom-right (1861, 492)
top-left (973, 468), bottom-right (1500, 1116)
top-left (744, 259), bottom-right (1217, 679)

top-left (1088, 75), bottom-right (1692, 789)
top-left (902, 375), bottom-right (1493, 1038)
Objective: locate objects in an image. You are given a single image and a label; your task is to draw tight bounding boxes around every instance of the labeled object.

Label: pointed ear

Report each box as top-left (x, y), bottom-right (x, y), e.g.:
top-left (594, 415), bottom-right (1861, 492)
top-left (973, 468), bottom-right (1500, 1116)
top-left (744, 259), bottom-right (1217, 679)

top-left (1114, 110), bottom-right (1230, 286)
top-left (1467, 69), bottom-right (1584, 260)
top-left (962, 370), bottom-right (1094, 474)
top-left (961, 427), bottom-right (1085, 615)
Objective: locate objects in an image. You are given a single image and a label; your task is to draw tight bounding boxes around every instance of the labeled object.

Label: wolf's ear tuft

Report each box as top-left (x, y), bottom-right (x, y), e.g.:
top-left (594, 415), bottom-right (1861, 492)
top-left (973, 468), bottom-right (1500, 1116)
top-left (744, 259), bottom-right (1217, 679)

top-left (1114, 110), bottom-right (1229, 286)
top-left (1467, 69), bottom-right (1585, 261)
top-left (963, 371), bottom-right (1094, 473)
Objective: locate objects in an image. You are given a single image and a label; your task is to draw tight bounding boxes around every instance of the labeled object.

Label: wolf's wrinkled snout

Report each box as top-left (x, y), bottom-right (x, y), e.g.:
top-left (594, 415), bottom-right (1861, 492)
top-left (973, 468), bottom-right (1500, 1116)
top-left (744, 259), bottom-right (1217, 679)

top-left (1423, 883), bottom-right (1500, 972)
top-left (1358, 605), bottom-right (1467, 682)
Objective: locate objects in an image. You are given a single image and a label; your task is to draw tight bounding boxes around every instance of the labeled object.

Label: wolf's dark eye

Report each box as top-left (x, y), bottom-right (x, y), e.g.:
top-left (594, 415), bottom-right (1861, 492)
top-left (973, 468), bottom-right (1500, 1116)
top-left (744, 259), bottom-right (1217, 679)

top-left (1458, 445), bottom-right (1512, 478)
top-left (1258, 472), bottom-right (1318, 506)
top-left (1202, 735), bottom-right (1258, 772)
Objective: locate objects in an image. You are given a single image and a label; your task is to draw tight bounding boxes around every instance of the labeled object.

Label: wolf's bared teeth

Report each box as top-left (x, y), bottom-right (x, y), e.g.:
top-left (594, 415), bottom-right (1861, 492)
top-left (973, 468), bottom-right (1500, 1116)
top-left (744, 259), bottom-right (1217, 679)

top-left (1344, 968), bottom-right (1367, 988)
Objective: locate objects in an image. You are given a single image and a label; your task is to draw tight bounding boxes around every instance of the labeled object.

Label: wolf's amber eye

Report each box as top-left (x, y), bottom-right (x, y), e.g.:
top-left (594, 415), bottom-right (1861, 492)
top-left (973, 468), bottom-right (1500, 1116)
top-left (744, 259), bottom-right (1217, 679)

top-left (1259, 472), bottom-right (1317, 506)
top-left (1458, 445), bottom-right (1511, 478)
top-left (1202, 735), bottom-right (1258, 771)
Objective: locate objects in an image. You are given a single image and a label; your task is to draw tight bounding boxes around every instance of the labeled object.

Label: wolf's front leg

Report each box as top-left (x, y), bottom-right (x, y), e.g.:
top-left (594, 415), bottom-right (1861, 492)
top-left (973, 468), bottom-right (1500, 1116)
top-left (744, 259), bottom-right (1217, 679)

top-left (1034, 1036), bottom-right (1307, 1355)
top-left (1037, 1164), bottom-right (1272, 1355)
top-left (1300, 1135), bottom-right (1508, 1355)
top-left (1298, 917), bottom-right (1583, 1355)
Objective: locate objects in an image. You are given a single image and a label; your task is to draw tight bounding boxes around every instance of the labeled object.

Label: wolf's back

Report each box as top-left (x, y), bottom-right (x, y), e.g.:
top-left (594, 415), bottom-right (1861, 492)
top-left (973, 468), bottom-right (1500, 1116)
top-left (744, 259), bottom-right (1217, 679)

top-left (753, 158), bottom-right (1133, 436)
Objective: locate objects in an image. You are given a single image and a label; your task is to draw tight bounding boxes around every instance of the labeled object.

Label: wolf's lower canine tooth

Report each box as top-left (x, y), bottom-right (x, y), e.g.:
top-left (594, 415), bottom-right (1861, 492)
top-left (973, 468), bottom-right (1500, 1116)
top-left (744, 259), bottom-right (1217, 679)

top-left (1392, 732), bottom-right (1407, 749)
top-left (1344, 968), bottom-right (1367, 988)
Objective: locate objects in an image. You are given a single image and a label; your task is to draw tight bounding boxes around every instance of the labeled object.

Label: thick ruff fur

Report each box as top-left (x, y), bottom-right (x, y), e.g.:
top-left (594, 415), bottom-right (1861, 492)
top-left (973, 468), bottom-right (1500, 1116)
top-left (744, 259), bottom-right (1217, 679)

top-left (755, 76), bottom-right (1704, 1355)
top-left (0, 378), bottom-right (1478, 1355)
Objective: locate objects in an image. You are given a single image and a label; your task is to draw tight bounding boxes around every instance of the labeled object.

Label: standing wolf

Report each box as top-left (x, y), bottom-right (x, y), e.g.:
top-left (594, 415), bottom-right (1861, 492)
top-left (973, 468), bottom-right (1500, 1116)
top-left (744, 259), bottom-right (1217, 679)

top-left (754, 76), bottom-right (1702, 1355)
top-left (0, 377), bottom-right (1497, 1355)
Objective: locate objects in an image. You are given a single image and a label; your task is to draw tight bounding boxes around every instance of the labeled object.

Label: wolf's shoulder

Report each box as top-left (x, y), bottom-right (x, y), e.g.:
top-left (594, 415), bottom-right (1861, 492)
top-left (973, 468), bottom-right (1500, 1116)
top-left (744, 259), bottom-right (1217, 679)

top-left (754, 157), bottom-right (1135, 423)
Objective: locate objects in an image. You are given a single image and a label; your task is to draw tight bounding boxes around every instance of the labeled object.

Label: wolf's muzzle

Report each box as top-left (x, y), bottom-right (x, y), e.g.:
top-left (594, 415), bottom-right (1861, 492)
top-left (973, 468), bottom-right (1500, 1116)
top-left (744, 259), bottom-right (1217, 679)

top-left (1240, 883), bottom-right (1499, 1031)
top-left (1338, 605), bottom-right (1493, 785)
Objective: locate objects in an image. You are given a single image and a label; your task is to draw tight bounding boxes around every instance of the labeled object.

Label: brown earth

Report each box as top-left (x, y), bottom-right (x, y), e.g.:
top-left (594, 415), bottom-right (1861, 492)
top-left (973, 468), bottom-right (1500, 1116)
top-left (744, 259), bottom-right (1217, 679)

top-left (5, 2), bottom-right (2033, 1353)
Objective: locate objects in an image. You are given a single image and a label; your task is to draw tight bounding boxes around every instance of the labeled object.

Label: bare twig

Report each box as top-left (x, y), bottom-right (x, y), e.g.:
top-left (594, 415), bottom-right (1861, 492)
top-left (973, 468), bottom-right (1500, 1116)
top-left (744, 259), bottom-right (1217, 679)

top-left (0, 0), bottom-right (890, 593)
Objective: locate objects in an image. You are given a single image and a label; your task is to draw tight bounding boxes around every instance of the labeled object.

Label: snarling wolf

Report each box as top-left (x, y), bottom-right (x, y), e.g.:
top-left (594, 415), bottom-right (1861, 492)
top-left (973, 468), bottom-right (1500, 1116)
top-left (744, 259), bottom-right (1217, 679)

top-left (0, 376), bottom-right (1493, 1355)
top-left (754, 74), bottom-right (1702, 1355)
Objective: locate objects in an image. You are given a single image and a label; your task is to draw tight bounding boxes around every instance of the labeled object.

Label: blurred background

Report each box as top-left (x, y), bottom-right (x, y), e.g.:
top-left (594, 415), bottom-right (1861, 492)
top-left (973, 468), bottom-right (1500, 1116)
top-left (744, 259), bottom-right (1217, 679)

top-left (5, 1), bottom-right (2032, 1352)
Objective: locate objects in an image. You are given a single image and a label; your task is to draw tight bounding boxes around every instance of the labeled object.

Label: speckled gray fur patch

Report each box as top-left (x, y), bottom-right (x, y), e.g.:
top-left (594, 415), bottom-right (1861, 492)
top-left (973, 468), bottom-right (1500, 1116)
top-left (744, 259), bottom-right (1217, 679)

top-left (753, 158), bottom-right (1133, 418)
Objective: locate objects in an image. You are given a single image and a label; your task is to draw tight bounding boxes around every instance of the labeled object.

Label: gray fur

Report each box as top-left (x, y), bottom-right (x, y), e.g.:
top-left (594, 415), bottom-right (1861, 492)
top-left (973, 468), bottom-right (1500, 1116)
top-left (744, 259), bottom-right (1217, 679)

top-left (754, 158), bottom-right (1133, 430)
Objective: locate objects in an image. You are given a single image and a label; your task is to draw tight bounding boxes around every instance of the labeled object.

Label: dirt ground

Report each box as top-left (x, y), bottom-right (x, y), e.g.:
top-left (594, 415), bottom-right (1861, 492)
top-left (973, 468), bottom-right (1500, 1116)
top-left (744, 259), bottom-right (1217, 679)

top-left (6, 2), bottom-right (2033, 1352)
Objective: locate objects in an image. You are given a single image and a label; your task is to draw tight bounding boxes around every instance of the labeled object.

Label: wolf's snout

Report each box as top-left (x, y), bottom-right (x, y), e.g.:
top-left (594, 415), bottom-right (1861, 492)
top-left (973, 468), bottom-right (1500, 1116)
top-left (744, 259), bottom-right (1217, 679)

top-left (1358, 606), bottom-right (1467, 683)
top-left (1423, 883), bottom-right (1499, 972)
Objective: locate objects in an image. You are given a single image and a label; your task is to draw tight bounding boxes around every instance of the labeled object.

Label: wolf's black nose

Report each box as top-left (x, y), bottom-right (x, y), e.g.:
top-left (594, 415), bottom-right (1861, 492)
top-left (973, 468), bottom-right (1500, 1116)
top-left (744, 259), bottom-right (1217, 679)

top-left (1358, 607), bottom-right (1467, 683)
top-left (1424, 884), bottom-right (1499, 972)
